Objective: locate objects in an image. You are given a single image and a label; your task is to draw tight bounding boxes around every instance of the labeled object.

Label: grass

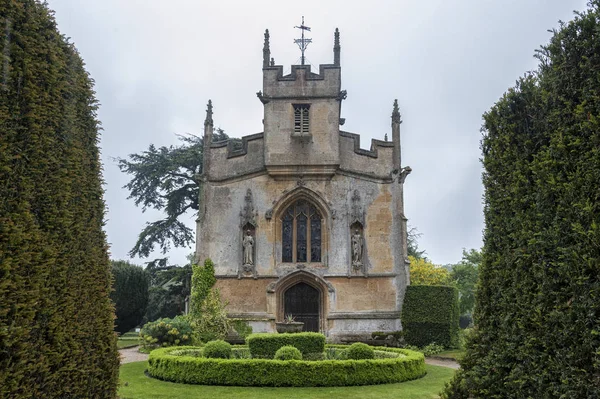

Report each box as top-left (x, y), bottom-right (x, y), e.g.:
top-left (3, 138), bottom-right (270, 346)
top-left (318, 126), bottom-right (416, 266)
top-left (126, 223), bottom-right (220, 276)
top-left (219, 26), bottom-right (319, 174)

top-left (118, 361), bottom-right (455, 399)
top-left (117, 335), bottom-right (141, 349)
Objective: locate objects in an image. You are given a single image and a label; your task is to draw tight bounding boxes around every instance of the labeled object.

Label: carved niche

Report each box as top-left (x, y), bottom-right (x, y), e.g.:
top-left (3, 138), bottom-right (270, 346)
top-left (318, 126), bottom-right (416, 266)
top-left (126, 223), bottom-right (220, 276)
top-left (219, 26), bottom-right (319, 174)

top-left (239, 189), bottom-right (258, 279)
top-left (349, 190), bottom-right (367, 276)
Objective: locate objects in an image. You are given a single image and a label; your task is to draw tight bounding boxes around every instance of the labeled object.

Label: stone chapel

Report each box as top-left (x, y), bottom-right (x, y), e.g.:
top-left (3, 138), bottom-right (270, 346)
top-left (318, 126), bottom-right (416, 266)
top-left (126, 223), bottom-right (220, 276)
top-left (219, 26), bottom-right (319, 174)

top-left (195, 28), bottom-right (412, 342)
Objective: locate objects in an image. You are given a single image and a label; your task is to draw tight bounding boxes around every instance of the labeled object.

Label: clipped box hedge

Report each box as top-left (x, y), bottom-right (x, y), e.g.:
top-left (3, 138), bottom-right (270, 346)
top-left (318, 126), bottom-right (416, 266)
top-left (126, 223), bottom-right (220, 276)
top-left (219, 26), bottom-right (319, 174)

top-left (246, 332), bottom-right (325, 358)
top-left (401, 285), bottom-right (460, 348)
top-left (147, 345), bottom-right (426, 387)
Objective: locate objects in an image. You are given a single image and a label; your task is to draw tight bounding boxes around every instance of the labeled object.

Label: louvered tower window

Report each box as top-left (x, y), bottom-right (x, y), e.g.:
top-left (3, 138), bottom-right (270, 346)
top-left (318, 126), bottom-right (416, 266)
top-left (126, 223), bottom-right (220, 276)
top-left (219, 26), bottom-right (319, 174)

top-left (293, 104), bottom-right (310, 135)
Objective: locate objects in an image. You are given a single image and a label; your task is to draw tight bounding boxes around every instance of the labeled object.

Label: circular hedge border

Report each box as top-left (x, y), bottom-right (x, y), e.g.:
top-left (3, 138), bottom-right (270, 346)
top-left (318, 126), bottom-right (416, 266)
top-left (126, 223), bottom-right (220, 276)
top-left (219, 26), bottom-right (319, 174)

top-left (147, 345), bottom-right (426, 387)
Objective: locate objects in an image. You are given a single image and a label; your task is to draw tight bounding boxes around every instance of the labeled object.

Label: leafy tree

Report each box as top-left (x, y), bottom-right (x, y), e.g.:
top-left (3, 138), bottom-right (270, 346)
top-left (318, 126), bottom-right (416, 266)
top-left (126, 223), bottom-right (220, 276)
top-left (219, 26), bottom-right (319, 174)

top-left (111, 260), bottom-right (150, 334)
top-left (449, 249), bottom-right (481, 316)
top-left (409, 256), bottom-right (451, 286)
top-left (444, 4), bottom-right (600, 397)
top-left (144, 262), bottom-right (191, 322)
top-left (117, 130), bottom-right (233, 265)
top-left (0, 1), bottom-right (118, 396)
top-left (407, 225), bottom-right (427, 260)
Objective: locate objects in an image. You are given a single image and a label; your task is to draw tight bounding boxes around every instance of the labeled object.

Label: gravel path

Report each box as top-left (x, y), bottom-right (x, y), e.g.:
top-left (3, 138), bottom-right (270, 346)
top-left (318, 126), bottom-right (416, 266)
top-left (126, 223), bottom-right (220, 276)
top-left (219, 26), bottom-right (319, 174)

top-left (119, 347), bottom-right (149, 364)
top-left (425, 357), bottom-right (460, 369)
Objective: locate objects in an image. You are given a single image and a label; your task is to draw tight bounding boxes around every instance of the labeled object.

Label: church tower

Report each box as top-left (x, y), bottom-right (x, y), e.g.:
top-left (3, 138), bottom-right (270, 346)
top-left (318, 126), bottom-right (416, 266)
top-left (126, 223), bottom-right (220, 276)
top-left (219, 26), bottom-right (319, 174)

top-left (196, 25), bottom-right (411, 342)
top-left (259, 28), bottom-right (343, 179)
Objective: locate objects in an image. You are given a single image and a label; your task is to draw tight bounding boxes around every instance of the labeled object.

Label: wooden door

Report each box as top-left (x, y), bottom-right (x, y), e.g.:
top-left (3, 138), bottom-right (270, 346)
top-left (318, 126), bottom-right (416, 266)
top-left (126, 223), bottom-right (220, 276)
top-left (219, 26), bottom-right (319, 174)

top-left (284, 282), bottom-right (320, 332)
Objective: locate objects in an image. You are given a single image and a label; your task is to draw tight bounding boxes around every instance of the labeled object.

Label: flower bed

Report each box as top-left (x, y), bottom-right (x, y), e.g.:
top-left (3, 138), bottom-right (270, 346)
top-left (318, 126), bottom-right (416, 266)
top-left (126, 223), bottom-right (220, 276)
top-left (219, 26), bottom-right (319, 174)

top-left (147, 345), bottom-right (426, 387)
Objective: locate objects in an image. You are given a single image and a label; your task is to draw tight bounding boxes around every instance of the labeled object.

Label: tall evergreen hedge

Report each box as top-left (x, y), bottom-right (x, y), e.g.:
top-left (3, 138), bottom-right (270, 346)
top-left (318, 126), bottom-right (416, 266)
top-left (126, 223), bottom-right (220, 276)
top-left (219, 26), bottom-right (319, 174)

top-left (401, 285), bottom-right (460, 348)
top-left (111, 260), bottom-right (150, 334)
top-left (444, 3), bottom-right (600, 398)
top-left (0, 1), bottom-right (119, 397)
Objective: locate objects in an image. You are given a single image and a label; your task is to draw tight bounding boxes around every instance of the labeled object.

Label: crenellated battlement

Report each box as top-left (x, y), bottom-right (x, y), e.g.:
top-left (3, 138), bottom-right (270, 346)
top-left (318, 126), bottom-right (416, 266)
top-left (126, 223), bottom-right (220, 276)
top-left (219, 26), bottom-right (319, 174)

top-left (261, 64), bottom-right (341, 100)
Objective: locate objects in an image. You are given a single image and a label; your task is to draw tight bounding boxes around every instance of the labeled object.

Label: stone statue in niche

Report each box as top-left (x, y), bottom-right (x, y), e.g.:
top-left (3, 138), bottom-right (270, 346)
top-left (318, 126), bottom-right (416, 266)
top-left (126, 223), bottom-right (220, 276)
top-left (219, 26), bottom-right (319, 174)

top-left (239, 188), bottom-right (258, 279)
top-left (239, 228), bottom-right (257, 279)
top-left (243, 230), bottom-right (254, 266)
top-left (348, 190), bottom-right (366, 275)
top-left (351, 228), bottom-right (363, 269)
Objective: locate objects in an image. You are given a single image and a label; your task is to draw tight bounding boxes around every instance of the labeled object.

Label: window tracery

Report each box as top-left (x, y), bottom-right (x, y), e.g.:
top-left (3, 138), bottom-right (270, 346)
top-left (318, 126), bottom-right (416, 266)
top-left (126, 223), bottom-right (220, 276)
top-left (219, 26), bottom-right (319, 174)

top-left (281, 200), bottom-right (321, 263)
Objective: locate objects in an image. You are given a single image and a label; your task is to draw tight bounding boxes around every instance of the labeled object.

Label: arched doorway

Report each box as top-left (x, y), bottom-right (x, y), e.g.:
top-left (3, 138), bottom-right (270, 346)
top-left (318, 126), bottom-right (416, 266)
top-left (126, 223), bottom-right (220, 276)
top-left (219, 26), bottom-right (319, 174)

top-left (283, 282), bottom-right (320, 332)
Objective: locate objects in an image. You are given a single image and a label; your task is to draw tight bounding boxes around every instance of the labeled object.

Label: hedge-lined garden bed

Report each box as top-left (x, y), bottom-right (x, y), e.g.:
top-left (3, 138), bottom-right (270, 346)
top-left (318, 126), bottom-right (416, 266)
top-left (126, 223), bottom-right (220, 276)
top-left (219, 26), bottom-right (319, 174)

top-left (147, 345), bottom-right (426, 387)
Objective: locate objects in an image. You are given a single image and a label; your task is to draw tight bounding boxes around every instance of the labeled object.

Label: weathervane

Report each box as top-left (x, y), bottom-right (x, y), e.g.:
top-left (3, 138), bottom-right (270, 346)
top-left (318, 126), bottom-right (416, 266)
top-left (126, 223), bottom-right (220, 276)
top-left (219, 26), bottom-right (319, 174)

top-left (294, 16), bottom-right (312, 65)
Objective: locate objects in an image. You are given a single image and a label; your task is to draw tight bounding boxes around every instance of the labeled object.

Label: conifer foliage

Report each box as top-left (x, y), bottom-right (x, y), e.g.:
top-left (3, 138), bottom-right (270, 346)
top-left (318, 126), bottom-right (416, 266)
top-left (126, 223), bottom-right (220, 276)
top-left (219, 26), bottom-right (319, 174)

top-left (0, 1), bottom-right (119, 397)
top-left (444, 3), bottom-right (600, 398)
top-left (111, 260), bottom-right (150, 334)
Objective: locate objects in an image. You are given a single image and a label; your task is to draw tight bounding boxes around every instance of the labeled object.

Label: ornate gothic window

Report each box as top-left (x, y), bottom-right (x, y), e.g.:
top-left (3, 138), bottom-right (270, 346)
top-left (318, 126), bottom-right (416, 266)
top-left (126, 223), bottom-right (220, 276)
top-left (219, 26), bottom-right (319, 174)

top-left (281, 200), bottom-right (321, 263)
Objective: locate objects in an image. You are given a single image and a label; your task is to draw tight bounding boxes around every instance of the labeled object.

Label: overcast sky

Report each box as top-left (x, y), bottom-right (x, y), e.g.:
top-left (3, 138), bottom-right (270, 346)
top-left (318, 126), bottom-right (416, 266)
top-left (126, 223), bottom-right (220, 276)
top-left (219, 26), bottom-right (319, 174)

top-left (46, 0), bottom-right (588, 267)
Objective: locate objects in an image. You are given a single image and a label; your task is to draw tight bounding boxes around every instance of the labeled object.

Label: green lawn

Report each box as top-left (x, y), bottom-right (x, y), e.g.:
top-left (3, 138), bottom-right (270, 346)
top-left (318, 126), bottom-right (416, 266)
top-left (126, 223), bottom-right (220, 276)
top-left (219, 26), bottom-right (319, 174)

top-left (119, 361), bottom-right (455, 399)
top-left (117, 336), bottom-right (141, 349)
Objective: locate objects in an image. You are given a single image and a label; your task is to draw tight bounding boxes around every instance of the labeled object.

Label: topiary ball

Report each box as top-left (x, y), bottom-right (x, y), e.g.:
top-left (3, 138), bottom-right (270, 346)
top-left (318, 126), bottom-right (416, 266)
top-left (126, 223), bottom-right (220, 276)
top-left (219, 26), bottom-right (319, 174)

top-left (345, 342), bottom-right (374, 360)
top-left (274, 345), bottom-right (302, 360)
top-left (203, 339), bottom-right (232, 359)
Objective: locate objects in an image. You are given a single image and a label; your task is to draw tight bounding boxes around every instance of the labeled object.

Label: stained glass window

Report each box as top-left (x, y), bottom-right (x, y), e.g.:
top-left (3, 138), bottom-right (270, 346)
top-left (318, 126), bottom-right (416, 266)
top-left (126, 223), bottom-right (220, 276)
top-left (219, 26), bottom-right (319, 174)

top-left (281, 200), bottom-right (322, 263)
top-left (310, 214), bottom-right (321, 262)
top-left (282, 211), bottom-right (293, 262)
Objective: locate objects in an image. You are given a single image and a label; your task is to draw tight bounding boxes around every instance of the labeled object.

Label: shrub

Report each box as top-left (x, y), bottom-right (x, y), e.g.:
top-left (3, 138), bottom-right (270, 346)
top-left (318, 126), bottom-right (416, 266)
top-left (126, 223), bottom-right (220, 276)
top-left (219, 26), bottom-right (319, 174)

top-left (148, 346), bottom-right (426, 386)
top-left (374, 350), bottom-right (401, 359)
top-left (0, 1), bottom-right (119, 396)
top-left (246, 332), bottom-right (326, 358)
top-left (421, 343), bottom-right (445, 357)
top-left (140, 316), bottom-right (194, 349)
top-left (402, 285), bottom-right (460, 348)
top-left (195, 288), bottom-right (230, 342)
top-left (231, 319), bottom-right (253, 340)
top-left (203, 340), bottom-right (232, 359)
top-left (170, 349), bottom-right (203, 357)
top-left (231, 347), bottom-right (252, 359)
top-left (274, 345), bottom-right (302, 360)
top-left (444, 5), bottom-right (600, 397)
top-left (345, 343), bottom-right (374, 360)
top-left (303, 352), bottom-right (326, 361)
top-left (111, 260), bottom-right (149, 334)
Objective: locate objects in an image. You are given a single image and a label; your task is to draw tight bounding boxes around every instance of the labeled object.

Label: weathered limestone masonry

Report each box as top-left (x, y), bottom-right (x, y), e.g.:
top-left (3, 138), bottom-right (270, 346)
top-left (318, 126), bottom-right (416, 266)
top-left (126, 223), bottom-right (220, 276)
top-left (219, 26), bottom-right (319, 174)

top-left (196, 28), bottom-right (412, 342)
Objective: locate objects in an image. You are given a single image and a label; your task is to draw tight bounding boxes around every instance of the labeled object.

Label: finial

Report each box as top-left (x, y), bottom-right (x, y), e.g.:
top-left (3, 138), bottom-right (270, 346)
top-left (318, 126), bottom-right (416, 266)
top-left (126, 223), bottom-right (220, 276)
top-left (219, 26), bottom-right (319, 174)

top-left (334, 28), bottom-right (340, 66)
top-left (263, 29), bottom-right (270, 68)
top-left (270, 57), bottom-right (275, 66)
top-left (294, 16), bottom-right (312, 66)
top-left (392, 99), bottom-right (401, 124)
top-left (205, 100), bottom-right (213, 126)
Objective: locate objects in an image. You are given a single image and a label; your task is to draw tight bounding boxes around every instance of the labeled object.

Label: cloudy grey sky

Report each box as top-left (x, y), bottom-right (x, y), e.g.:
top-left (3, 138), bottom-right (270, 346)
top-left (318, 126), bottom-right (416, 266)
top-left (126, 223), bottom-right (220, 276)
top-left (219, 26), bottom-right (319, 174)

top-left (47, 0), bottom-right (588, 267)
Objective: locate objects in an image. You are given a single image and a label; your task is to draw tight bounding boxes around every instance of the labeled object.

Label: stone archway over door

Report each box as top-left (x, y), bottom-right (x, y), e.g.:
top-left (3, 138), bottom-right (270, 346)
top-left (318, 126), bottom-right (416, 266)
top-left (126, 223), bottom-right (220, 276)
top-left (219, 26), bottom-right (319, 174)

top-left (284, 282), bottom-right (320, 332)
